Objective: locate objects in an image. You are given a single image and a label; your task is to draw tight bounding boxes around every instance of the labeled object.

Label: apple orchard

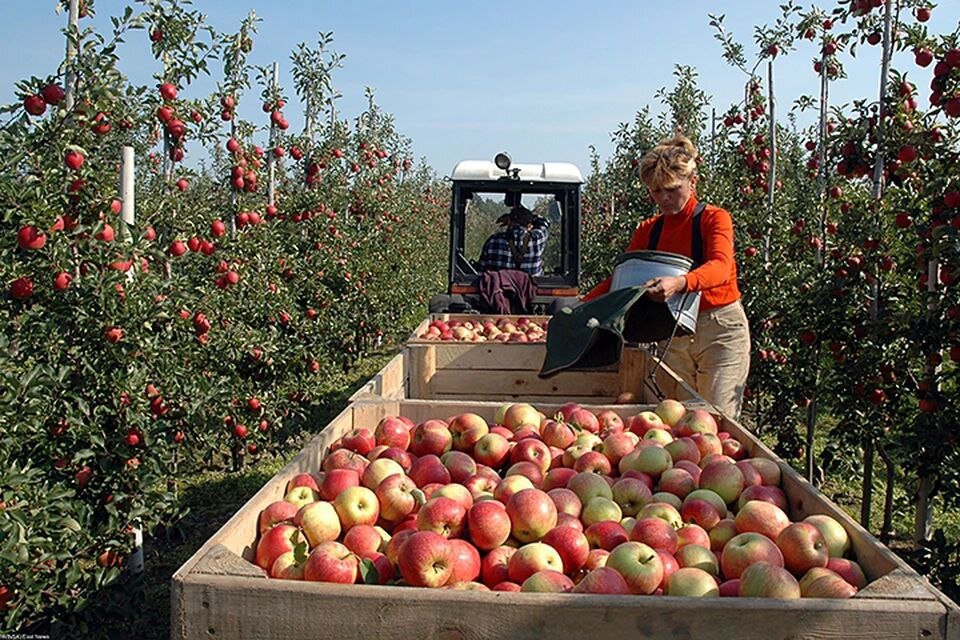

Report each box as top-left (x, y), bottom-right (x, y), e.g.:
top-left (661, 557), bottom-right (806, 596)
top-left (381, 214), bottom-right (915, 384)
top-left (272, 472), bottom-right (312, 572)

top-left (1, 0), bottom-right (960, 634)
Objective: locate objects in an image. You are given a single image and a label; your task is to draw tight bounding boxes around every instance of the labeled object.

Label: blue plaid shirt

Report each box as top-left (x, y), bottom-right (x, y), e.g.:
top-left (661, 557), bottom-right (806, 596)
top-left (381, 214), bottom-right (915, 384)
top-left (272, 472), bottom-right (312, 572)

top-left (478, 217), bottom-right (550, 276)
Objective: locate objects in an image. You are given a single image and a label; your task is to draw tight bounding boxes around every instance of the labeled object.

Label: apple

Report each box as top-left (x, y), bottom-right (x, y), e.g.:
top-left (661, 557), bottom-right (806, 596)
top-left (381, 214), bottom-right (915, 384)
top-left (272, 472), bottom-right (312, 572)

top-left (574, 450), bottom-right (613, 475)
top-left (665, 437), bottom-right (701, 465)
top-left (284, 486), bottom-right (318, 510)
top-left (285, 472), bottom-right (321, 494)
top-left (439, 450), bottom-right (477, 484)
top-left (585, 520), bottom-right (629, 550)
top-left (619, 445), bottom-right (672, 479)
top-left (494, 402), bottom-right (511, 426)
top-left (657, 549), bottom-right (679, 589)
top-left (296, 500), bottom-right (341, 547)
top-left (416, 496), bottom-right (467, 538)
top-left (802, 572), bottom-right (858, 598)
top-left (722, 438), bottom-right (746, 460)
top-left (690, 433), bottom-right (723, 460)
top-left (543, 468), bottom-right (577, 492)
top-left (505, 461), bottom-right (544, 487)
top-left (448, 413), bottom-right (489, 452)
top-left (643, 428), bottom-right (674, 446)
top-left (675, 544), bottom-right (719, 577)
top-left (304, 541), bottom-right (359, 584)
top-left (777, 522), bottom-right (829, 575)
top-left (654, 399), bottom-right (686, 426)
top-left (674, 460), bottom-right (702, 484)
top-left (803, 514), bottom-right (850, 558)
top-left (375, 473), bottom-right (424, 522)
top-left (658, 468), bottom-right (697, 500)
top-left (665, 567), bottom-right (719, 597)
top-left (492, 581), bottom-right (522, 591)
top-left (481, 545), bottom-right (517, 587)
top-left (680, 498), bottom-right (722, 531)
top-left (270, 547), bottom-right (307, 580)
top-left (675, 523), bottom-right (711, 550)
top-left (674, 409), bottom-right (718, 437)
top-left (463, 473), bottom-right (498, 501)
top-left (320, 468), bottom-right (361, 501)
top-left (493, 474), bottom-right (535, 503)
top-left (568, 408), bottom-right (600, 434)
top-left (735, 459), bottom-right (763, 487)
top-left (511, 438), bottom-right (552, 475)
top-left (398, 531), bottom-right (455, 587)
top-left (547, 487), bottom-right (582, 518)
top-left (333, 485), bottom-right (380, 529)
top-left (541, 419), bottom-right (577, 449)
top-left (562, 443), bottom-right (593, 468)
top-left (409, 454), bottom-right (451, 487)
top-left (629, 516), bottom-right (679, 554)
top-left (721, 532), bottom-right (785, 579)
top-left (410, 420), bottom-right (453, 457)
top-left (467, 500), bottom-right (512, 550)
top-left (651, 492), bottom-right (682, 510)
top-left (713, 575), bottom-right (740, 596)
top-left (581, 496), bottom-right (623, 527)
top-left (507, 488), bottom-right (558, 542)
top-left (698, 461), bottom-right (745, 504)
top-left (341, 427), bottom-right (375, 455)
top-left (604, 541), bottom-right (663, 594)
top-left (256, 524), bottom-right (303, 571)
top-left (557, 402), bottom-right (582, 422)
top-left (323, 449), bottom-right (370, 476)
top-left (735, 500), bottom-right (791, 540)
top-left (743, 457), bottom-right (781, 486)
top-left (343, 524), bottom-right (385, 558)
top-left (636, 502), bottom-right (683, 529)
top-left (567, 472), bottom-right (613, 504)
top-left (601, 432), bottom-right (638, 468)
top-left (572, 567), bottom-right (630, 594)
top-left (611, 477), bottom-right (653, 517)
top-left (826, 557), bottom-right (867, 589)
top-left (682, 489), bottom-right (727, 518)
top-left (374, 416), bottom-right (412, 450)
top-left (377, 447), bottom-right (414, 473)
top-left (448, 538), bottom-right (482, 584)
top-left (503, 403), bottom-right (540, 432)
top-left (798, 566), bottom-right (838, 593)
top-left (738, 561), bottom-right (800, 598)
top-left (508, 542), bottom-right (564, 583)
top-left (542, 526), bottom-right (590, 575)
top-left (709, 518), bottom-right (738, 553)
top-left (361, 457), bottom-right (405, 490)
top-left (737, 484), bottom-right (788, 512)
top-left (473, 433), bottom-right (511, 468)
top-left (627, 411), bottom-right (664, 437)
top-left (521, 570), bottom-right (574, 592)
top-left (433, 483), bottom-right (473, 512)
top-left (596, 409), bottom-right (625, 437)
top-left (258, 500), bottom-right (299, 533)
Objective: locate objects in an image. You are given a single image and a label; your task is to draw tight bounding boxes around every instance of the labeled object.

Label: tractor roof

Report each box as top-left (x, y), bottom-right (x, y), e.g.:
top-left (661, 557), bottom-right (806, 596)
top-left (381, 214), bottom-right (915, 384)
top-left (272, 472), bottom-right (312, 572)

top-left (450, 161), bottom-right (583, 184)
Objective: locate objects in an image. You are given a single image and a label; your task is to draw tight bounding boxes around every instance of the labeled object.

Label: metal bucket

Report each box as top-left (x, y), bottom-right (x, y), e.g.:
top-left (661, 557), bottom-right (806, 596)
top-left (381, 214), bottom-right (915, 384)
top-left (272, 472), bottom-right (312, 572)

top-left (610, 250), bottom-right (701, 341)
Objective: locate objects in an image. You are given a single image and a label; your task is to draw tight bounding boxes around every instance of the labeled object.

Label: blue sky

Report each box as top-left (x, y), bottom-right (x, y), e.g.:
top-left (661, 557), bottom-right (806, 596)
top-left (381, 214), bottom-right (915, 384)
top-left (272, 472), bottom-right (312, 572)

top-left (2, 1), bottom-right (959, 176)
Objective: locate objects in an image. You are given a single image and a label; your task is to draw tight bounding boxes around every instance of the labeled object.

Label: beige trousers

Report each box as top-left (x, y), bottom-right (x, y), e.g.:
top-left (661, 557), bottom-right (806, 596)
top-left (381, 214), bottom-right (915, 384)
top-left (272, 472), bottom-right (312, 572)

top-left (648, 299), bottom-right (751, 420)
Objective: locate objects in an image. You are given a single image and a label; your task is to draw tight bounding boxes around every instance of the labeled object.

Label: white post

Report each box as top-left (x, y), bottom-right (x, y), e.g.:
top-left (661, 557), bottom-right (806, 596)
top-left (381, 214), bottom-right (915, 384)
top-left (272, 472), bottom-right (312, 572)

top-left (129, 522), bottom-right (144, 575)
top-left (121, 146), bottom-right (135, 228)
top-left (64, 0), bottom-right (79, 113)
top-left (268, 61), bottom-right (279, 207)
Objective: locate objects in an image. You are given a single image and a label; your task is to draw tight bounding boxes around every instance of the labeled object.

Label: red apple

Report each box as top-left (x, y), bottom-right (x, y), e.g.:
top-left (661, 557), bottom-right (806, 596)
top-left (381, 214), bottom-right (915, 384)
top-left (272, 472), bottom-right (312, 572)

top-left (467, 500), bottom-right (512, 550)
top-left (739, 561), bottom-right (800, 598)
top-left (573, 567), bottom-right (630, 594)
top-left (735, 500), bottom-right (791, 540)
top-left (506, 488), bottom-right (558, 542)
top-left (295, 500), bottom-right (341, 547)
top-left (585, 520), bottom-right (629, 551)
top-left (507, 542), bottom-right (564, 583)
top-left (521, 569), bottom-right (575, 592)
top-left (258, 500), bottom-right (298, 533)
top-left (804, 514), bottom-right (850, 558)
top-left (398, 531), bottom-right (455, 587)
top-left (777, 522), bottom-right (829, 575)
top-left (416, 496), bottom-right (467, 538)
top-left (256, 524), bottom-right (302, 571)
top-left (374, 416), bottom-right (411, 450)
top-left (629, 516), bottom-right (679, 554)
top-left (542, 526), bottom-right (590, 575)
top-left (665, 567), bottom-right (719, 596)
top-left (473, 432), bottom-right (511, 468)
top-left (320, 468), bottom-right (360, 501)
top-left (654, 399), bottom-right (686, 426)
top-left (304, 541), bottom-right (359, 583)
top-left (826, 557), bottom-right (867, 589)
top-left (448, 538), bottom-right (482, 584)
top-left (410, 420), bottom-right (452, 457)
top-left (721, 532), bottom-right (785, 579)
top-left (409, 454), bottom-right (451, 487)
top-left (481, 545), bottom-right (517, 587)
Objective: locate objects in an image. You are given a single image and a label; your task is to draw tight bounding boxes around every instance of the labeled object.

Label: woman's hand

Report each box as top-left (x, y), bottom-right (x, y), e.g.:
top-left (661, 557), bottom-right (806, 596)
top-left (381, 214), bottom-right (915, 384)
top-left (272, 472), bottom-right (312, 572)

top-left (643, 275), bottom-right (688, 302)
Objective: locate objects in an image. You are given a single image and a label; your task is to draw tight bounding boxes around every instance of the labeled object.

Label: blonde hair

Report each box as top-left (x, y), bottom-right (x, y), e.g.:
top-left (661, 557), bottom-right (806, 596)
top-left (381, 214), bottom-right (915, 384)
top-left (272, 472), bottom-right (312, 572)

top-left (639, 134), bottom-right (698, 190)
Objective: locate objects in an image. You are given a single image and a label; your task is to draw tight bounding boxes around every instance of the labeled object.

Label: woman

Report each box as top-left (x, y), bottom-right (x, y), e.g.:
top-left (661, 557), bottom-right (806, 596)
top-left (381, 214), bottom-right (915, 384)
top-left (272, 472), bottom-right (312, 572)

top-left (583, 134), bottom-right (750, 419)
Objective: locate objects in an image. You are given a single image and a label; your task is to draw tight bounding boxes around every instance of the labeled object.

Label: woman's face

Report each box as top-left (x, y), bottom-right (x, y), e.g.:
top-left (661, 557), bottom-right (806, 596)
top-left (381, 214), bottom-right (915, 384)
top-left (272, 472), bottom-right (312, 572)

top-left (647, 174), bottom-right (697, 215)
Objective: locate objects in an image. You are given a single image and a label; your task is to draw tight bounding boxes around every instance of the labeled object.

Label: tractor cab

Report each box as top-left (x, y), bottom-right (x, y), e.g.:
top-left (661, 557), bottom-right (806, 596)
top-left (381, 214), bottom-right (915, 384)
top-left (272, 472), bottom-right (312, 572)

top-left (429, 153), bottom-right (583, 315)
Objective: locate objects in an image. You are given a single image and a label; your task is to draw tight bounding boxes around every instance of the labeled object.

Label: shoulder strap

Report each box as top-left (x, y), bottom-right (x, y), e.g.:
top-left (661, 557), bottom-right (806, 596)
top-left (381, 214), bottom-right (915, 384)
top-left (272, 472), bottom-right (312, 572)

top-left (647, 203), bottom-right (707, 267)
top-left (691, 202), bottom-right (706, 267)
top-left (647, 217), bottom-right (665, 251)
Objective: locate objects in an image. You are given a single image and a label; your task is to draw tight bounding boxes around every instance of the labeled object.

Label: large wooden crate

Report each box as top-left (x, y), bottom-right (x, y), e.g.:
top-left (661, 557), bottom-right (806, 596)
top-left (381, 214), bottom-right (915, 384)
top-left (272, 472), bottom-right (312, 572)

top-left (407, 316), bottom-right (652, 403)
top-left (171, 397), bottom-right (959, 640)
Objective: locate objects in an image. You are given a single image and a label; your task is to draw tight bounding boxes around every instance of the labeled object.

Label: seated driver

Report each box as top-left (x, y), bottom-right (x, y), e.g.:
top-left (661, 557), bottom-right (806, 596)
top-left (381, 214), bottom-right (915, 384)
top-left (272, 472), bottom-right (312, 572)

top-left (477, 205), bottom-right (550, 276)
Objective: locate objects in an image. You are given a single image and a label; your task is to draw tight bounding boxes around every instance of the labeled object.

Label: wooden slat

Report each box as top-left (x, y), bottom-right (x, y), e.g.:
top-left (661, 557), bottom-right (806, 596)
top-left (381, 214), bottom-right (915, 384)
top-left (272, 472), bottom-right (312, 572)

top-left (426, 369), bottom-right (621, 399)
top-left (173, 571), bottom-right (948, 640)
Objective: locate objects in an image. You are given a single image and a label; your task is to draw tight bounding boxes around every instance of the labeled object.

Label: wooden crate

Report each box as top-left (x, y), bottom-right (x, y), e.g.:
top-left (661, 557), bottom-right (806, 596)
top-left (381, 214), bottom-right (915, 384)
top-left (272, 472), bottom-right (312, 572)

top-left (171, 397), bottom-right (959, 640)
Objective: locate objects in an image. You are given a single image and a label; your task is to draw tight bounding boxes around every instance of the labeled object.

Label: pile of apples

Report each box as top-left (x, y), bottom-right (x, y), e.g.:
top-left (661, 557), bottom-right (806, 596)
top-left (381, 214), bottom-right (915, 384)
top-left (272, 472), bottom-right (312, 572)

top-left (253, 400), bottom-right (868, 598)
top-left (415, 317), bottom-right (547, 343)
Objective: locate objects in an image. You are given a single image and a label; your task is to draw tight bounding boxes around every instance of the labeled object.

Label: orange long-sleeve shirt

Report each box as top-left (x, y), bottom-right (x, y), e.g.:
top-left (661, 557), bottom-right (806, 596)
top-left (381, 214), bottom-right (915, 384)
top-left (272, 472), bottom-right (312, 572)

top-left (583, 196), bottom-right (741, 311)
